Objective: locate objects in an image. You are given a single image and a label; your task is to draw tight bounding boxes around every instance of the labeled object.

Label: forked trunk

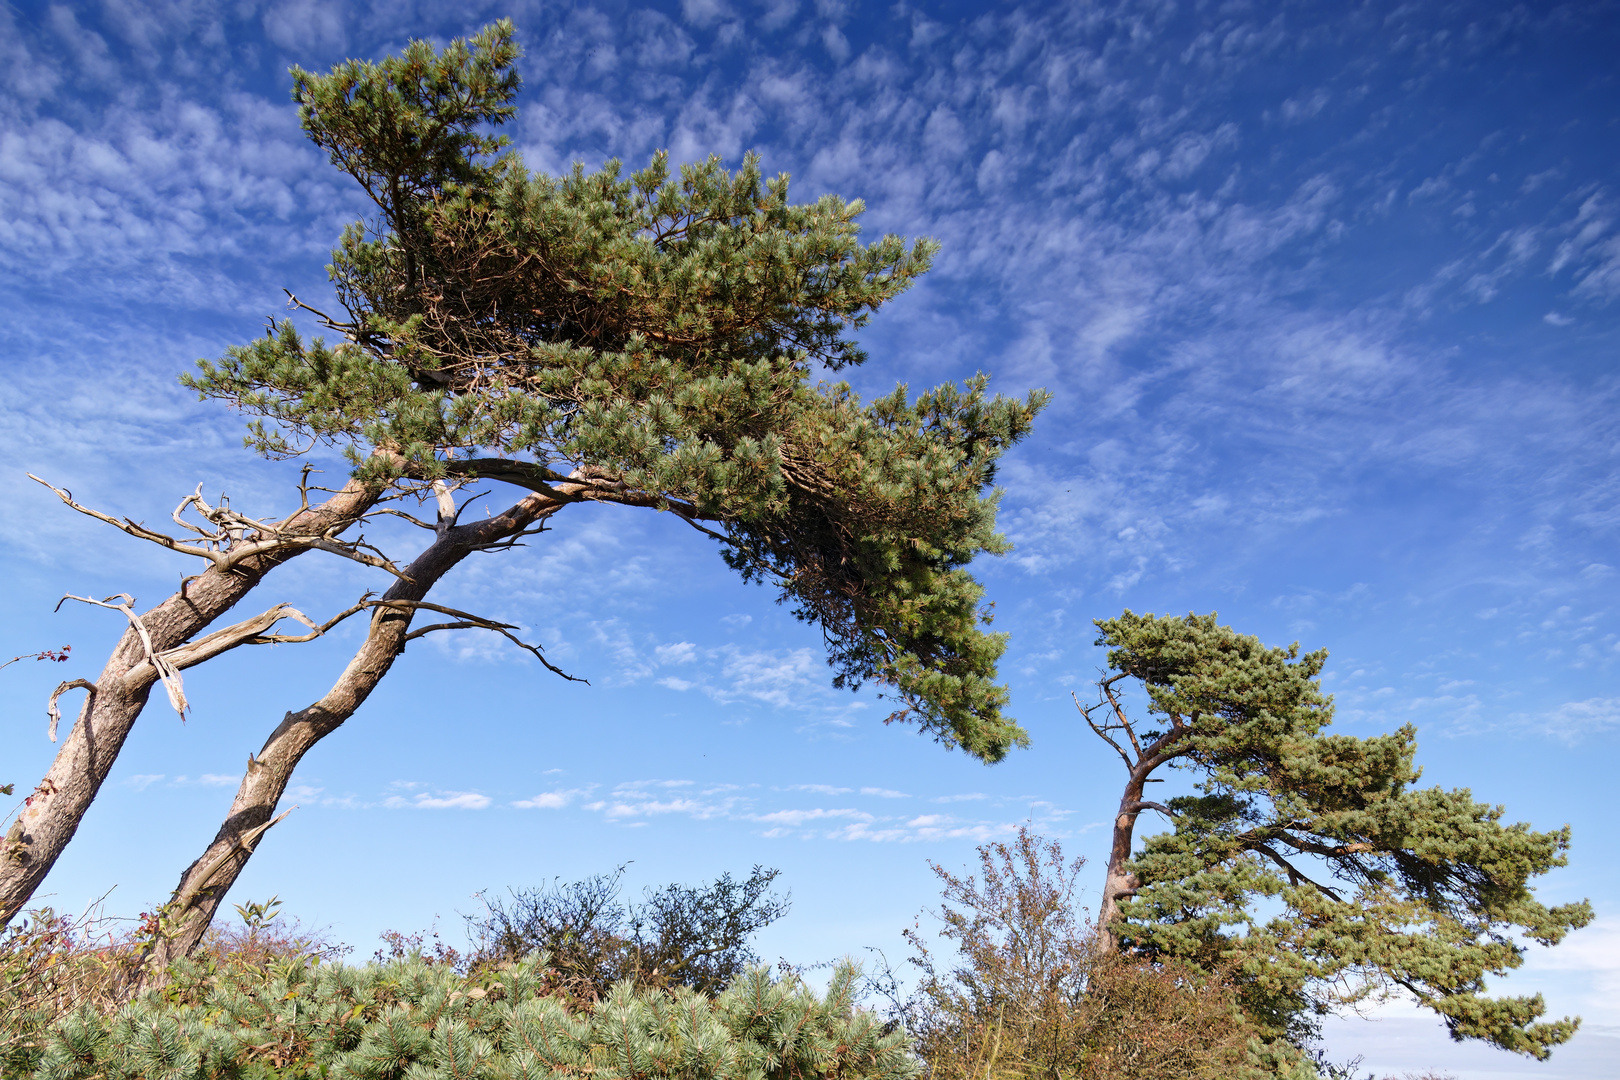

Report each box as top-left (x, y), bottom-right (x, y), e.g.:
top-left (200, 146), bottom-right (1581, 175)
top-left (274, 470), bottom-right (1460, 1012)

top-left (139, 492), bottom-right (561, 976)
top-left (0, 479), bottom-right (380, 926)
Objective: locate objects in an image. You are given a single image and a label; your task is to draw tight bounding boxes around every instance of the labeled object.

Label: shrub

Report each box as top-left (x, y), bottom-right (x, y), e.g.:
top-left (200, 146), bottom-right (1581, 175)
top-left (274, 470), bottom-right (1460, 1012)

top-left (1, 896), bottom-right (351, 1077)
top-left (26, 953), bottom-right (915, 1080)
top-left (887, 826), bottom-right (1313, 1080)
top-left (467, 865), bottom-right (790, 999)
top-left (0, 908), bottom-right (142, 1077)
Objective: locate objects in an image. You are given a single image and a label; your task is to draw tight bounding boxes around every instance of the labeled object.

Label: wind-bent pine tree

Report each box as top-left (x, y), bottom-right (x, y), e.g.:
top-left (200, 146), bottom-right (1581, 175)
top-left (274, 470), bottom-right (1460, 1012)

top-left (189, 18), bottom-right (1046, 759)
top-left (1077, 611), bottom-right (1592, 1061)
top-left (104, 20), bottom-right (1046, 960)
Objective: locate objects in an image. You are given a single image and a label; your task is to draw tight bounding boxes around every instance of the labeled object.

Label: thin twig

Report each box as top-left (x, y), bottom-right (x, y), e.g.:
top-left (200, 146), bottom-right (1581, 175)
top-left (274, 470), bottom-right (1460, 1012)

top-left (380, 599), bottom-right (586, 684)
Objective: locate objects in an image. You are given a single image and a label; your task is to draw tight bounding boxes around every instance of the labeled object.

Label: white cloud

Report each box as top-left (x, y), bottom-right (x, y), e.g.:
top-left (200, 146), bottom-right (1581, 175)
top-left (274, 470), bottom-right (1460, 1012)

top-left (386, 790), bottom-right (492, 810)
top-left (1277, 88), bottom-right (1329, 124)
top-left (1524, 697), bottom-right (1620, 742)
top-left (547, 779), bottom-right (1075, 843)
top-left (601, 796), bottom-right (725, 820)
top-left (655, 641), bottom-right (698, 664)
top-left (679, 0), bottom-right (730, 28)
top-left (512, 787), bottom-right (593, 809)
top-left (261, 0), bottom-right (345, 54)
top-left (830, 818), bottom-right (1022, 844)
top-left (753, 807), bottom-right (872, 826)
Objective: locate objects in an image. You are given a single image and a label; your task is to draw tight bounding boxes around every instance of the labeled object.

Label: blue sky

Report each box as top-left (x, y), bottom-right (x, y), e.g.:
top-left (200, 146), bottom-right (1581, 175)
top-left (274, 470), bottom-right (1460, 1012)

top-left (2, 1), bottom-right (1618, 1075)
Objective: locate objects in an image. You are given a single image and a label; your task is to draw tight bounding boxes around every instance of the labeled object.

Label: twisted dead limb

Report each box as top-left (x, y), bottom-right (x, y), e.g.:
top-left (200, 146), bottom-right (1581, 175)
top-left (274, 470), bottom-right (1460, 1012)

top-left (0, 470), bottom-right (389, 926)
top-left (28, 468), bottom-right (408, 584)
top-left (139, 484), bottom-right (579, 973)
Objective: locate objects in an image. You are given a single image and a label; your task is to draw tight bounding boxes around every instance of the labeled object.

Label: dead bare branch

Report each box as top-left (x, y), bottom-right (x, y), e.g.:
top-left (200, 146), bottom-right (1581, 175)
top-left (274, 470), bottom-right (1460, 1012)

top-left (46, 680), bottom-right (96, 742)
top-left (1247, 843), bottom-right (1346, 903)
top-left (1099, 674), bottom-right (1144, 760)
top-left (185, 806), bottom-right (296, 898)
top-left (28, 473), bottom-right (412, 582)
top-left (401, 606), bottom-right (586, 684)
top-left (1075, 691), bottom-right (1134, 770)
top-left (55, 594), bottom-right (189, 720)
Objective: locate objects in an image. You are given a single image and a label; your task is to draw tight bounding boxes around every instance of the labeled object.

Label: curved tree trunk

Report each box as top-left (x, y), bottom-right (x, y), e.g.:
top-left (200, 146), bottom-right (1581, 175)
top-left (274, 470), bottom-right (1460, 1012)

top-left (1074, 680), bottom-right (1185, 951)
top-left (140, 490), bottom-right (564, 972)
top-left (0, 477), bottom-right (381, 925)
top-left (1098, 775), bottom-right (1147, 945)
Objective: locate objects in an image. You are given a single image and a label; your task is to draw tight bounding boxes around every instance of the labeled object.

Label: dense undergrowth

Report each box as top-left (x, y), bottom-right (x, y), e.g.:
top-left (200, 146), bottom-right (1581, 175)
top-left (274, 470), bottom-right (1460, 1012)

top-left (0, 833), bottom-right (1453, 1080)
top-left (9, 944), bottom-right (910, 1080)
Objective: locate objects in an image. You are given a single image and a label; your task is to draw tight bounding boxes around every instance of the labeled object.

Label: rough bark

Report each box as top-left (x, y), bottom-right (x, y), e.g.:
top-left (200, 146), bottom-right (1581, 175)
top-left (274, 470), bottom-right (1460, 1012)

top-left (140, 488), bottom-right (565, 971)
top-left (0, 476), bottom-right (381, 925)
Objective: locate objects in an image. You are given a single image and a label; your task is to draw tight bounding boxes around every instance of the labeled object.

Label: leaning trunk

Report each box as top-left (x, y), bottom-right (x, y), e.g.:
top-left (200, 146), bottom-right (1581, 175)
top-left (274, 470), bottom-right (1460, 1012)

top-left (1097, 774), bottom-right (1147, 949)
top-left (140, 492), bottom-right (560, 974)
top-left (0, 479), bottom-right (380, 926)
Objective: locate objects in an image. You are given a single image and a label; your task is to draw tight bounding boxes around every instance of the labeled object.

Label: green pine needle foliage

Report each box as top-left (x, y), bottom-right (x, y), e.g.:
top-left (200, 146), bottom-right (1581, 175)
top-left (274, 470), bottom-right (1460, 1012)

top-left (1094, 611), bottom-right (1593, 1060)
top-left (183, 20), bottom-right (1048, 763)
top-left (28, 954), bottom-right (915, 1080)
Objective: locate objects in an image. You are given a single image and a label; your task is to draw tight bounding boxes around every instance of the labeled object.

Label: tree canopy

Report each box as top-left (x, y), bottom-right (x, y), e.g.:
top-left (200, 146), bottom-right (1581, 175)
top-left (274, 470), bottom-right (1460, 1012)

top-left (1079, 611), bottom-right (1592, 1060)
top-left (184, 20), bottom-right (1047, 763)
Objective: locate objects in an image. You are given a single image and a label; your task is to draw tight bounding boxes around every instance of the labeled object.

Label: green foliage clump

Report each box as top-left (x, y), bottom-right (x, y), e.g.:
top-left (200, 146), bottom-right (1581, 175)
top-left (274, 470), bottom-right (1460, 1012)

top-left (1091, 611), bottom-right (1593, 1059)
top-left (182, 21), bottom-right (1048, 763)
top-left (27, 953), bottom-right (914, 1080)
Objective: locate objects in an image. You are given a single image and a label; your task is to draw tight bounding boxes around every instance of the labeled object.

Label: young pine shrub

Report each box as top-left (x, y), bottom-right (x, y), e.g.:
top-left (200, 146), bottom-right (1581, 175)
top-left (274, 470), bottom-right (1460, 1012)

top-left (0, 907), bottom-right (143, 1077)
top-left (28, 953), bottom-right (918, 1080)
top-left (1, 897), bottom-right (352, 1078)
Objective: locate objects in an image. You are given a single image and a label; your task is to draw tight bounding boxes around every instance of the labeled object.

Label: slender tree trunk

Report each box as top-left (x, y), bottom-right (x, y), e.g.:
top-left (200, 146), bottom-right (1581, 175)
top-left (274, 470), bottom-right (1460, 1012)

top-left (0, 478), bottom-right (381, 926)
top-left (1098, 773), bottom-right (1146, 947)
top-left (140, 491), bottom-right (562, 972)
